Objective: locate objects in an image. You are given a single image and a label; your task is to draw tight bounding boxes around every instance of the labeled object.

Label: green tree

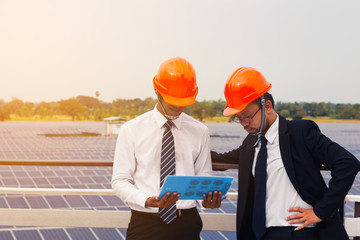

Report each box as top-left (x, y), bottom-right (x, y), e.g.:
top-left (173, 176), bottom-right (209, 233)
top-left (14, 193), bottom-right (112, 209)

top-left (35, 102), bottom-right (54, 119)
top-left (19, 103), bottom-right (34, 117)
top-left (335, 104), bottom-right (352, 119)
top-left (59, 98), bottom-right (86, 121)
top-left (210, 99), bottom-right (227, 116)
top-left (77, 95), bottom-right (101, 109)
top-left (0, 105), bottom-right (10, 121)
top-left (190, 103), bottom-right (214, 121)
top-left (7, 98), bottom-right (24, 115)
top-left (295, 105), bottom-right (306, 118)
top-left (280, 109), bottom-right (290, 118)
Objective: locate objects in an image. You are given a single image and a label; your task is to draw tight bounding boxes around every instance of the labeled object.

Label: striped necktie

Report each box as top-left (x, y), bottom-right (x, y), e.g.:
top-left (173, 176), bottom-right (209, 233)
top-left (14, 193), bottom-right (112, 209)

top-left (159, 120), bottom-right (177, 224)
top-left (252, 135), bottom-right (268, 240)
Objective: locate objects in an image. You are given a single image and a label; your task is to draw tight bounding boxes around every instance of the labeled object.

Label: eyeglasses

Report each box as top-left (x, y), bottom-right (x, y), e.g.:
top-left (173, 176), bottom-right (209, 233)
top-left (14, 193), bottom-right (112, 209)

top-left (234, 107), bottom-right (261, 124)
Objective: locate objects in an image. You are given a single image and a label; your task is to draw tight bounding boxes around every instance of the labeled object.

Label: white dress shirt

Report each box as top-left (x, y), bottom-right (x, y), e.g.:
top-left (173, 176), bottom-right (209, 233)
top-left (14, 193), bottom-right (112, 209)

top-left (253, 115), bottom-right (315, 228)
top-left (111, 106), bottom-right (212, 213)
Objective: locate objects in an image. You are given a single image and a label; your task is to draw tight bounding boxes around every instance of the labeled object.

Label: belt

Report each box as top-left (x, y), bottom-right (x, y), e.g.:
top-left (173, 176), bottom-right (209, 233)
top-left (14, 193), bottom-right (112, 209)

top-left (265, 226), bottom-right (317, 238)
top-left (131, 207), bottom-right (197, 218)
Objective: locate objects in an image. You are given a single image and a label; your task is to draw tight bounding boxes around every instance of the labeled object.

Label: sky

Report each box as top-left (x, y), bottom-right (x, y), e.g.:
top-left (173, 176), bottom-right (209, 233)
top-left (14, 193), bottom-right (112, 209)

top-left (1, 0), bottom-right (360, 104)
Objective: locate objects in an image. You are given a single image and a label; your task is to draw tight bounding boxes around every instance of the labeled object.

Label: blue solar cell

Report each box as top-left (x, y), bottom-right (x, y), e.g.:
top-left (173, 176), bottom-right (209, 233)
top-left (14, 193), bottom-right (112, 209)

top-left (13, 171), bottom-right (28, 177)
top-left (66, 228), bottom-right (96, 240)
top-left (62, 177), bottom-right (80, 184)
top-left (87, 184), bottom-right (104, 189)
top-left (200, 230), bottom-right (224, 240)
top-left (55, 170), bottom-right (69, 176)
top-left (220, 231), bottom-right (237, 239)
top-left (13, 230), bottom-right (42, 240)
top-left (1, 172), bottom-right (15, 178)
top-left (42, 171), bottom-right (56, 177)
top-left (70, 184), bottom-right (88, 189)
top-left (6, 197), bottom-right (29, 208)
top-left (0, 198), bottom-right (9, 208)
top-left (92, 228), bottom-right (123, 240)
top-left (48, 177), bottom-right (66, 185)
top-left (44, 196), bottom-right (69, 208)
top-left (40, 229), bottom-right (70, 240)
top-left (77, 176), bottom-right (94, 183)
top-left (92, 176), bottom-right (108, 183)
top-left (65, 195), bottom-right (88, 208)
top-left (2, 179), bottom-right (18, 186)
top-left (118, 229), bottom-right (127, 238)
top-left (0, 231), bottom-right (14, 240)
top-left (17, 178), bottom-right (35, 186)
top-left (102, 196), bottom-right (124, 206)
top-left (32, 178), bottom-right (50, 186)
top-left (83, 196), bottom-right (107, 207)
top-left (218, 202), bottom-right (237, 213)
top-left (81, 170), bottom-right (95, 176)
top-left (68, 170), bottom-right (83, 176)
top-left (26, 196), bottom-right (49, 209)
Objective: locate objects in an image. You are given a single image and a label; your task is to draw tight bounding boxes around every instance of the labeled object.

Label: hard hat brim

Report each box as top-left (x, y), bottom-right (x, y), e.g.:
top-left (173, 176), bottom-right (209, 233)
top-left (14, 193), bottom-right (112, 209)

top-left (223, 105), bottom-right (245, 117)
top-left (160, 90), bottom-right (198, 107)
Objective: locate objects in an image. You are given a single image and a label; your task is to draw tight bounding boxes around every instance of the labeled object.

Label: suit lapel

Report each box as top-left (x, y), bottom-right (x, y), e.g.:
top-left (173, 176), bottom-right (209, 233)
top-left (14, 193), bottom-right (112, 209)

top-left (237, 135), bottom-right (257, 224)
top-left (278, 116), bottom-right (300, 194)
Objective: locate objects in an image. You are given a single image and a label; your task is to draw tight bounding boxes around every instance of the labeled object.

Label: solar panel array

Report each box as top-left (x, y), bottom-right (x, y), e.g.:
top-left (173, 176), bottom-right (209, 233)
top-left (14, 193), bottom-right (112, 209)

top-left (0, 121), bottom-right (359, 239)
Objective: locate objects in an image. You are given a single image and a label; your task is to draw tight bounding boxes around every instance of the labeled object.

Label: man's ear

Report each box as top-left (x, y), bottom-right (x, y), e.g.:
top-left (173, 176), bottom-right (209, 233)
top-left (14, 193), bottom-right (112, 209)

top-left (265, 100), bottom-right (273, 111)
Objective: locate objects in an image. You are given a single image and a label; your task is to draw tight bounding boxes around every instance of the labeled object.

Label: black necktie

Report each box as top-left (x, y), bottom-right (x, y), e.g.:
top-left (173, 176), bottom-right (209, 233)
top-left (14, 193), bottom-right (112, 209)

top-left (252, 135), bottom-right (268, 240)
top-left (159, 121), bottom-right (176, 224)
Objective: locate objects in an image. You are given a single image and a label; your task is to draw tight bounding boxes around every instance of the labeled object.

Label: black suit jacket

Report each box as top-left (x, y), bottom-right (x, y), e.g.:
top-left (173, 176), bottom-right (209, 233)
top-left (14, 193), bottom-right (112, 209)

top-left (211, 115), bottom-right (360, 240)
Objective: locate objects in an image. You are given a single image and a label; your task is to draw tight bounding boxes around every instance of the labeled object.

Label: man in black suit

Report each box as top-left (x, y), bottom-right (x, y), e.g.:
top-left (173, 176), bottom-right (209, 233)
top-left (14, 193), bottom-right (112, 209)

top-left (211, 67), bottom-right (360, 240)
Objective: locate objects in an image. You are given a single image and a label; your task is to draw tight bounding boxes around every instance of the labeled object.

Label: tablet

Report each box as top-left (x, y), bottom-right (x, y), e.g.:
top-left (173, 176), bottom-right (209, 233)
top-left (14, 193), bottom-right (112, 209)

top-left (159, 176), bottom-right (234, 200)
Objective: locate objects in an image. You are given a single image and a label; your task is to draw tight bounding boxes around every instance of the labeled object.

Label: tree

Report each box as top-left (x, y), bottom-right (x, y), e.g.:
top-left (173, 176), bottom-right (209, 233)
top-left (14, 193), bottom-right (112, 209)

top-left (295, 105), bottom-right (306, 118)
top-left (35, 102), bottom-right (54, 119)
top-left (280, 109), bottom-right (290, 118)
top-left (210, 99), bottom-right (227, 116)
top-left (335, 104), bottom-right (352, 119)
top-left (7, 98), bottom-right (24, 115)
top-left (190, 103), bottom-right (214, 121)
top-left (59, 98), bottom-right (86, 121)
top-left (19, 103), bottom-right (34, 117)
top-left (0, 105), bottom-right (10, 121)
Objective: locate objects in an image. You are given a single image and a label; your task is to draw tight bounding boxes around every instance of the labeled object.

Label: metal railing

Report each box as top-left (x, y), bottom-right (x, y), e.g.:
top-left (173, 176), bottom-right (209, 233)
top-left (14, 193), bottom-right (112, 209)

top-left (0, 161), bottom-right (358, 238)
top-left (0, 187), bottom-right (236, 231)
top-left (0, 188), bottom-right (359, 238)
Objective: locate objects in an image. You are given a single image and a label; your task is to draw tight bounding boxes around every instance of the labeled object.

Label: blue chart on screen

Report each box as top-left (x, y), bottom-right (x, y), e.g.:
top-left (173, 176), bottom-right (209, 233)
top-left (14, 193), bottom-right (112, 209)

top-left (159, 176), bottom-right (234, 200)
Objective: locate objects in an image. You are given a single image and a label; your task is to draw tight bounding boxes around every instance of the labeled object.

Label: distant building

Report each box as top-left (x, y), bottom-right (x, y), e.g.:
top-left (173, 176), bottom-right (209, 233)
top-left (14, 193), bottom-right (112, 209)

top-left (103, 117), bottom-right (128, 136)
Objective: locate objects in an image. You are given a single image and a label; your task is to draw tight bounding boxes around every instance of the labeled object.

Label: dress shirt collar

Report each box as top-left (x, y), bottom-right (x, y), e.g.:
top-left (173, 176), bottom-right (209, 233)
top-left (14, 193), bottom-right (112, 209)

top-left (264, 114), bottom-right (279, 145)
top-left (153, 104), bottom-right (182, 130)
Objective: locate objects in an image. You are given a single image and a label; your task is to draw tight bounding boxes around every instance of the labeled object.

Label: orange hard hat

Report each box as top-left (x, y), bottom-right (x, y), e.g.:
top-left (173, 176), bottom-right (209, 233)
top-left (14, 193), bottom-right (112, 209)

top-left (153, 57), bottom-right (198, 107)
top-left (223, 67), bottom-right (271, 117)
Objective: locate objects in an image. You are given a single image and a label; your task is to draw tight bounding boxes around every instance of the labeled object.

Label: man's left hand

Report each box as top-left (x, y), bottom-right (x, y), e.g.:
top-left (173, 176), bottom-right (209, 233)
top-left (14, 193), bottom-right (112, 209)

top-left (202, 191), bottom-right (224, 209)
top-left (286, 207), bottom-right (322, 230)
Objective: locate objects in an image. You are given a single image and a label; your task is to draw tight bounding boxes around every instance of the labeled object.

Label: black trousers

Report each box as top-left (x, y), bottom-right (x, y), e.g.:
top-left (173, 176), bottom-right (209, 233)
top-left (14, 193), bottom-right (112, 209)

top-left (126, 208), bottom-right (202, 240)
top-left (262, 226), bottom-right (318, 240)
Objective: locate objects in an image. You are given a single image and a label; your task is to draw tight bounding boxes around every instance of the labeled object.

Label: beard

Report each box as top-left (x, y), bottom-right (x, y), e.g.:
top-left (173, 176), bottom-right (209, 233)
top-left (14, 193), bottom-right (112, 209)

top-left (244, 117), bottom-right (270, 135)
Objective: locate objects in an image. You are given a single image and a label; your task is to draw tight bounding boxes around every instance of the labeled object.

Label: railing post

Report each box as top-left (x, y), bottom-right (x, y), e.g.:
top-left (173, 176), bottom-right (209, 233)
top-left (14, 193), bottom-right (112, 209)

top-left (354, 202), bottom-right (360, 240)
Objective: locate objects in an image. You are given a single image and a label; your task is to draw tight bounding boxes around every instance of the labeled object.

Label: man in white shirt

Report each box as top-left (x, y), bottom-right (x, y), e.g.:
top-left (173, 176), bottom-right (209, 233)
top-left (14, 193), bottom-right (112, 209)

top-left (112, 57), bottom-right (222, 240)
top-left (211, 67), bottom-right (359, 240)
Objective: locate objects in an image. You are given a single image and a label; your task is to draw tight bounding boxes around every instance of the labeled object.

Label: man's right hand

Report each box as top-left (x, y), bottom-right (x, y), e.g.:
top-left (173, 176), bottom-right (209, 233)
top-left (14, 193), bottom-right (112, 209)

top-left (145, 192), bottom-right (180, 208)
